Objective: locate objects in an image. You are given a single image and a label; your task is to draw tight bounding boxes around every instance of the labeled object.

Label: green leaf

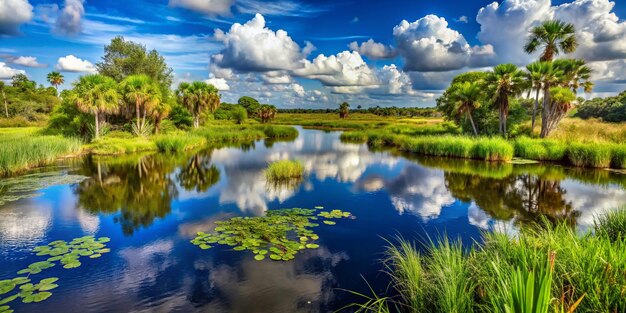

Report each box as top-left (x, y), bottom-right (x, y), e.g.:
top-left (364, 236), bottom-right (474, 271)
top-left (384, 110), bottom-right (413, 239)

top-left (0, 281), bottom-right (15, 295)
top-left (0, 305), bottom-right (13, 313)
top-left (0, 294), bottom-right (19, 305)
top-left (22, 292), bottom-right (52, 303)
top-left (305, 243), bottom-right (319, 249)
top-left (254, 254), bottom-right (265, 261)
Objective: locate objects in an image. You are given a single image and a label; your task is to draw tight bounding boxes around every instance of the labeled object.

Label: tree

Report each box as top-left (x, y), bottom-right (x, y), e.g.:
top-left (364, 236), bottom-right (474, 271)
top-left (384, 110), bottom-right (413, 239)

top-left (47, 72), bottom-right (64, 92)
top-left (176, 81), bottom-right (221, 128)
top-left (259, 104), bottom-right (277, 123)
top-left (0, 82), bottom-right (7, 118)
top-left (120, 74), bottom-right (162, 135)
top-left (553, 59), bottom-right (593, 94)
top-left (525, 62), bottom-right (545, 131)
top-left (339, 102), bottom-right (350, 118)
top-left (11, 74), bottom-right (36, 91)
top-left (97, 36), bottom-right (173, 90)
top-left (486, 64), bottom-right (525, 137)
top-left (542, 86), bottom-right (576, 137)
top-left (71, 74), bottom-right (119, 139)
top-left (238, 96), bottom-right (260, 117)
top-left (449, 82), bottom-right (483, 136)
top-left (535, 62), bottom-right (565, 137)
top-left (524, 20), bottom-right (577, 62)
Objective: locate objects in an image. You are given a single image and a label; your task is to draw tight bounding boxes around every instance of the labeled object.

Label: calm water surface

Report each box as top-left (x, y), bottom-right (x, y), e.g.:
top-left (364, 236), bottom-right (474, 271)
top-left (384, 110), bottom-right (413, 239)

top-left (1, 127), bottom-right (625, 312)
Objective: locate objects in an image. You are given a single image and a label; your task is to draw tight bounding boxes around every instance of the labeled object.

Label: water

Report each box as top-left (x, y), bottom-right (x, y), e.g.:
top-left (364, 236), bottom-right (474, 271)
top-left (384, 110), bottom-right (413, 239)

top-left (1, 127), bottom-right (625, 312)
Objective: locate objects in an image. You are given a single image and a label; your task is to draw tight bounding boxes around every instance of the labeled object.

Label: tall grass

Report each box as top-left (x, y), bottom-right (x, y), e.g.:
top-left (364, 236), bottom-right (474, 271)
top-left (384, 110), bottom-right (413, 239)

top-left (514, 137), bottom-right (567, 161)
top-left (154, 134), bottom-right (206, 152)
top-left (0, 128), bottom-right (82, 175)
top-left (566, 142), bottom-right (613, 168)
top-left (357, 208), bottom-right (626, 312)
top-left (264, 160), bottom-right (304, 181)
top-left (86, 137), bottom-right (156, 155)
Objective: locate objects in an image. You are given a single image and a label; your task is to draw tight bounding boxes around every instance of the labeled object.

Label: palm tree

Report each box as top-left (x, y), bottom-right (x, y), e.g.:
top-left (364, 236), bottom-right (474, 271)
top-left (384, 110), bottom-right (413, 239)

top-left (526, 62), bottom-right (545, 131)
top-left (259, 104), bottom-right (277, 123)
top-left (535, 63), bottom-right (565, 137)
top-left (450, 82), bottom-right (483, 136)
top-left (176, 81), bottom-right (221, 128)
top-left (72, 74), bottom-right (119, 139)
top-left (543, 86), bottom-right (576, 136)
top-left (524, 20), bottom-right (578, 62)
top-left (120, 74), bottom-right (162, 134)
top-left (0, 81), bottom-right (7, 118)
top-left (47, 71), bottom-right (65, 92)
top-left (486, 64), bottom-right (525, 136)
top-left (553, 59), bottom-right (593, 94)
top-left (339, 102), bottom-right (350, 119)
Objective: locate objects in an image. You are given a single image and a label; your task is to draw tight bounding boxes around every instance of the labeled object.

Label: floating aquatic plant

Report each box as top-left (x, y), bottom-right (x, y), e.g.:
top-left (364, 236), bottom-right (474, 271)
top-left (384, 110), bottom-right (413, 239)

top-left (0, 236), bottom-right (111, 311)
top-left (191, 207), bottom-right (353, 261)
top-left (0, 171), bottom-right (87, 206)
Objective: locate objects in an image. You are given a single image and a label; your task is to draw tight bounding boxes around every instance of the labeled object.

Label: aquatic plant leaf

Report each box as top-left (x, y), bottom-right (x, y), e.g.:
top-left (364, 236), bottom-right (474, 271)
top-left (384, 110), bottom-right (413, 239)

top-left (0, 281), bottom-right (15, 295)
top-left (254, 254), bottom-right (265, 261)
top-left (0, 294), bottom-right (19, 305)
top-left (323, 220), bottom-right (336, 225)
top-left (22, 292), bottom-right (52, 303)
top-left (10, 278), bottom-right (29, 285)
top-left (0, 305), bottom-right (13, 313)
top-left (305, 243), bottom-right (319, 249)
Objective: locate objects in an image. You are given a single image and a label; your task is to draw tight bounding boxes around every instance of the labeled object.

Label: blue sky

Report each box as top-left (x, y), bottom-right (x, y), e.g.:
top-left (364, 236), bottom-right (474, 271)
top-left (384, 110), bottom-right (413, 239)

top-left (1, 0), bottom-right (626, 108)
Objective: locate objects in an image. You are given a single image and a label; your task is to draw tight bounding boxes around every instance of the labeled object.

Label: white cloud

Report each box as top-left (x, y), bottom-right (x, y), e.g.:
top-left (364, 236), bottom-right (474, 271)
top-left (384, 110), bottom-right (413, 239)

top-left (348, 39), bottom-right (397, 59)
top-left (375, 64), bottom-right (417, 95)
top-left (0, 0), bottom-right (33, 35)
top-left (211, 14), bottom-right (308, 73)
top-left (11, 56), bottom-right (46, 67)
top-left (261, 71), bottom-right (294, 84)
top-left (235, 0), bottom-right (328, 17)
top-left (393, 14), bottom-right (495, 72)
top-left (206, 77), bottom-right (230, 91)
top-left (168, 0), bottom-right (234, 16)
top-left (457, 15), bottom-right (469, 23)
top-left (0, 62), bottom-right (26, 80)
top-left (55, 55), bottom-right (96, 73)
top-left (54, 0), bottom-right (84, 35)
top-left (293, 51), bottom-right (378, 88)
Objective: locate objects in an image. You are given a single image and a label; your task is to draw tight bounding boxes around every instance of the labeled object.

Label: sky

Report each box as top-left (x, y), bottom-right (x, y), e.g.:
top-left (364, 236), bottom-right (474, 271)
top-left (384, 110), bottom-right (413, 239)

top-left (1, 0), bottom-right (626, 108)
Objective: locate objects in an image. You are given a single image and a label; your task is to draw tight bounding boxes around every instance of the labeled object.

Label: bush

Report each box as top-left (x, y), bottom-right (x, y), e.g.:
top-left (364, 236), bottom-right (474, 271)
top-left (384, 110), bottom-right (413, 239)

top-left (86, 137), bottom-right (156, 155)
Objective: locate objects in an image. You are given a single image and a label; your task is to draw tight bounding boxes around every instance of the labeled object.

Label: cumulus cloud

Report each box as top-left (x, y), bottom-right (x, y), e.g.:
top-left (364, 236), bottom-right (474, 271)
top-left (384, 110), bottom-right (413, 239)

top-left (375, 64), bottom-right (417, 95)
top-left (11, 56), bottom-right (46, 67)
top-left (55, 55), bottom-right (96, 73)
top-left (293, 51), bottom-right (378, 88)
top-left (54, 0), bottom-right (84, 35)
top-left (168, 0), bottom-right (234, 16)
top-left (348, 39), bottom-right (397, 59)
top-left (211, 14), bottom-right (308, 73)
top-left (0, 0), bottom-right (33, 35)
top-left (206, 76), bottom-right (230, 91)
top-left (0, 62), bottom-right (26, 80)
top-left (393, 15), bottom-right (495, 72)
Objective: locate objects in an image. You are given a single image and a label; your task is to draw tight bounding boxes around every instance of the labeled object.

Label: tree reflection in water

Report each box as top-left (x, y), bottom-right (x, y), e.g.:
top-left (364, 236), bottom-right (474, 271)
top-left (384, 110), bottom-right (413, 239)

top-left (75, 151), bottom-right (221, 235)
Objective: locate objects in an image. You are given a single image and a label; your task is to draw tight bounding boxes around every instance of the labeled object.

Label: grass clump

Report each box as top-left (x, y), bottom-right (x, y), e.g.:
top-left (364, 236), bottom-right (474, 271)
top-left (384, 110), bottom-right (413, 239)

top-left (566, 142), bottom-right (613, 168)
top-left (610, 145), bottom-right (626, 169)
top-left (0, 128), bottom-right (82, 176)
top-left (514, 137), bottom-right (567, 161)
top-left (261, 125), bottom-right (299, 139)
top-left (340, 131), bottom-right (368, 144)
top-left (357, 209), bottom-right (626, 312)
top-left (154, 134), bottom-right (205, 153)
top-left (85, 137), bottom-right (156, 155)
top-left (264, 160), bottom-right (304, 181)
top-left (473, 137), bottom-right (514, 161)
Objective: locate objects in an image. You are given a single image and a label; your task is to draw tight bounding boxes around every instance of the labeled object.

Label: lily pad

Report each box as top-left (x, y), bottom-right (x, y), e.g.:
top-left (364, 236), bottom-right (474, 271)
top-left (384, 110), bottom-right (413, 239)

top-left (0, 281), bottom-right (15, 295)
top-left (254, 254), bottom-right (265, 261)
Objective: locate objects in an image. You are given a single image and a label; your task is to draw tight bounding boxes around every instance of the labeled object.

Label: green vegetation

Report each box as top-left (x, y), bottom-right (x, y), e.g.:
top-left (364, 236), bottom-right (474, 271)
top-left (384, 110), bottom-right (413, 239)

top-left (0, 128), bottom-right (82, 176)
top-left (576, 91), bottom-right (626, 122)
top-left (264, 160), bottom-right (305, 181)
top-left (191, 207), bottom-right (352, 261)
top-left (0, 236), bottom-right (111, 312)
top-left (354, 209), bottom-right (626, 312)
top-left (154, 134), bottom-right (206, 153)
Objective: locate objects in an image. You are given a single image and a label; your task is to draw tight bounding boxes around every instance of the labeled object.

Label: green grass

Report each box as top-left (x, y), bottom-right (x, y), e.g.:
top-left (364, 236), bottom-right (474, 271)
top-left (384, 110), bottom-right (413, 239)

top-left (264, 160), bottom-right (304, 181)
top-left (566, 142), bottom-right (613, 168)
top-left (359, 208), bottom-right (626, 312)
top-left (86, 137), bottom-right (156, 155)
top-left (612, 145), bottom-right (626, 169)
top-left (514, 137), bottom-right (568, 161)
top-left (260, 125), bottom-right (299, 139)
top-left (0, 128), bottom-right (82, 176)
top-left (154, 134), bottom-right (206, 153)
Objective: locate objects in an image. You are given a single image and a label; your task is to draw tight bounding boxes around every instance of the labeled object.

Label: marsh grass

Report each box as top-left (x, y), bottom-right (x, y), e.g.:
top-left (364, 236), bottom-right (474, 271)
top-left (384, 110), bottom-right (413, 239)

top-left (86, 137), bottom-right (156, 155)
top-left (154, 134), bottom-right (206, 152)
top-left (362, 210), bottom-right (626, 313)
top-left (264, 160), bottom-right (304, 181)
top-left (566, 143), bottom-right (613, 168)
top-left (0, 128), bottom-right (82, 176)
top-left (514, 137), bottom-right (567, 161)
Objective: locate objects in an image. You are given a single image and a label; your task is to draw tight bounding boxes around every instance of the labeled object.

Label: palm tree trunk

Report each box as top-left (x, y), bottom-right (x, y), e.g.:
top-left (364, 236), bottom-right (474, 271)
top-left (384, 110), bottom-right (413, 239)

top-left (2, 90), bottom-right (7, 118)
top-left (466, 108), bottom-right (478, 136)
top-left (540, 85), bottom-right (551, 138)
top-left (531, 88), bottom-right (540, 132)
top-left (136, 100), bottom-right (141, 130)
top-left (94, 111), bottom-right (100, 139)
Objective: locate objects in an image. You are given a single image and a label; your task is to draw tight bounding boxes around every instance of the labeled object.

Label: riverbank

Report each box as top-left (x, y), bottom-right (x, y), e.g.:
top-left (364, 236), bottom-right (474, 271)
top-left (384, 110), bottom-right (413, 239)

top-left (350, 208), bottom-right (626, 312)
top-left (0, 124), bottom-right (298, 176)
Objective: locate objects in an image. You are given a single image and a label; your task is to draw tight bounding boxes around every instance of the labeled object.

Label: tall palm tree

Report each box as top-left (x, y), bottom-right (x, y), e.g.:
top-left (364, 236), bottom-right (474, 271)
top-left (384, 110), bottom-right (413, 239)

top-left (176, 81), bottom-right (221, 128)
top-left (72, 74), bottom-right (119, 139)
top-left (553, 59), bottom-right (593, 94)
top-left (486, 64), bottom-right (525, 137)
top-left (339, 102), bottom-right (350, 119)
top-left (524, 20), bottom-right (578, 62)
top-left (526, 62), bottom-right (545, 131)
top-left (536, 63), bottom-right (565, 137)
top-left (46, 71), bottom-right (65, 92)
top-left (0, 81), bottom-right (7, 118)
top-left (450, 82), bottom-right (483, 136)
top-left (259, 104), bottom-right (277, 123)
top-left (543, 86), bottom-right (576, 136)
top-left (120, 74), bottom-right (161, 134)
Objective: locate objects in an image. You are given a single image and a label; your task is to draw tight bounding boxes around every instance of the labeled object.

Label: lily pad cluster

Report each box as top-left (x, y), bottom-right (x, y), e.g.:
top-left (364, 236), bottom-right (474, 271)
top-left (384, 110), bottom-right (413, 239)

top-left (0, 171), bottom-right (87, 206)
top-left (0, 236), bottom-right (111, 312)
top-left (318, 209), bottom-right (352, 225)
top-left (191, 207), bottom-right (352, 261)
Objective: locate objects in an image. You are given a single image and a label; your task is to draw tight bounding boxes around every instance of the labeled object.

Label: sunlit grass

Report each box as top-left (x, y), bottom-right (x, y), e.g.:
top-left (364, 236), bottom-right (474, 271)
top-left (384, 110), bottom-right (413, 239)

top-left (264, 160), bottom-right (304, 181)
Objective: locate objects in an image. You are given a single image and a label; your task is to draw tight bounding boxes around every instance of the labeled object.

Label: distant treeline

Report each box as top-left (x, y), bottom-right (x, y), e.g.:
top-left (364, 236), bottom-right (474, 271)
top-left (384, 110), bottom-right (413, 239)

top-left (278, 106), bottom-right (440, 117)
top-left (576, 91), bottom-right (626, 122)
